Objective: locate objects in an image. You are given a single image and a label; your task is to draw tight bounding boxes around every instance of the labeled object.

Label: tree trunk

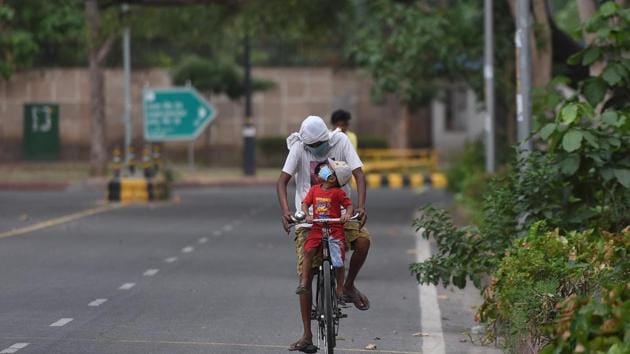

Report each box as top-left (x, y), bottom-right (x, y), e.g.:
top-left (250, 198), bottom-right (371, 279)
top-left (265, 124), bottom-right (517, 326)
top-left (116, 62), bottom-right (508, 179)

top-left (576, 0), bottom-right (605, 76)
top-left (531, 0), bottom-right (552, 88)
top-left (507, 0), bottom-right (553, 88)
top-left (86, 0), bottom-right (110, 176)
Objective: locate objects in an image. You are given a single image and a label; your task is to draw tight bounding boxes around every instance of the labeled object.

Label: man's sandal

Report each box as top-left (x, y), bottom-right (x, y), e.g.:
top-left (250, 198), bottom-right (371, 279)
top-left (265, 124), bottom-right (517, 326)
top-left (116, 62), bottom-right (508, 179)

top-left (288, 339), bottom-right (317, 353)
top-left (343, 288), bottom-right (370, 311)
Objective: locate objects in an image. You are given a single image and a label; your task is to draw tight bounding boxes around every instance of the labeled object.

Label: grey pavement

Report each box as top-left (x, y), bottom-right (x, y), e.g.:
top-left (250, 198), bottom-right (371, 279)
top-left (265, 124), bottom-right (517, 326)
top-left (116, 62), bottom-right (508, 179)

top-left (0, 186), bottom-right (500, 354)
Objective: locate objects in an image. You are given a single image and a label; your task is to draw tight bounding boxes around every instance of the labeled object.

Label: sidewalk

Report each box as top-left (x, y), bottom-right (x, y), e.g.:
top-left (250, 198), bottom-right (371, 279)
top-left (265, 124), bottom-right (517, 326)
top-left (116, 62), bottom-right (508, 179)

top-left (0, 162), bottom-right (279, 190)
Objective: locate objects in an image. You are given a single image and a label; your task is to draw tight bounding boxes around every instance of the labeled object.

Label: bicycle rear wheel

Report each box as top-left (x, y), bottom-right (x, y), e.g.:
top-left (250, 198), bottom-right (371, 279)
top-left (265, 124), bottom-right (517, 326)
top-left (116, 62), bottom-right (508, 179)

top-left (322, 259), bottom-right (335, 354)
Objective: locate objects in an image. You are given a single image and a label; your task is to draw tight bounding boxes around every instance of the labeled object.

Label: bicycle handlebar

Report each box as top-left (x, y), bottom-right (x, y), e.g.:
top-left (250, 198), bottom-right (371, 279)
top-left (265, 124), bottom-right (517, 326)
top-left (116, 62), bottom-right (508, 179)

top-left (289, 212), bottom-right (360, 225)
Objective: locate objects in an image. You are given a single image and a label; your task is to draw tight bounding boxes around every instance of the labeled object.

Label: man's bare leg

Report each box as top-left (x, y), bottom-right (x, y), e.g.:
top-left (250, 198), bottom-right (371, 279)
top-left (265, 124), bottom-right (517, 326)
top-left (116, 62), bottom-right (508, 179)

top-left (344, 237), bottom-right (370, 309)
top-left (299, 282), bottom-right (313, 340)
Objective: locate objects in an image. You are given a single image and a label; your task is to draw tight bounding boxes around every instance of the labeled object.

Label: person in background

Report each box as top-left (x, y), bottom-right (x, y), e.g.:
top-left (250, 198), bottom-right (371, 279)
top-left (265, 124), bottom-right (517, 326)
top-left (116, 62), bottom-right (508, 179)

top-left (331, 109), bottom-right (358, 150)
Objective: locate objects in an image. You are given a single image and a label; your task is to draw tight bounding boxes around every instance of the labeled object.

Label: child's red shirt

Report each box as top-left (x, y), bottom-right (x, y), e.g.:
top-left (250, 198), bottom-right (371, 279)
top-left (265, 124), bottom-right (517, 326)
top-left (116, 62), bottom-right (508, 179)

top-left (302, 184), bottom-right (352, 253)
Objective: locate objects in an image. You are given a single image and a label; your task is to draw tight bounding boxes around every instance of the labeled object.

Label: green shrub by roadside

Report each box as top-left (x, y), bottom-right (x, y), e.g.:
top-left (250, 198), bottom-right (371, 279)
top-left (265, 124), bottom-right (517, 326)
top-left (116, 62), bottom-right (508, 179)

top-left (357, 135), bottom-right (389, 149)
top-left (542, 282), bottom-right (630, 354)
top-left (445, 140), bottom-right (488, 221)
top-left (257, 136), bottom-right (286, 167)
top-left (445, 140), bottom-right (485, 195)
top-left (477, 224), bottom-right (629, 351)
top-left (411, 4), bottom-right (630, 352)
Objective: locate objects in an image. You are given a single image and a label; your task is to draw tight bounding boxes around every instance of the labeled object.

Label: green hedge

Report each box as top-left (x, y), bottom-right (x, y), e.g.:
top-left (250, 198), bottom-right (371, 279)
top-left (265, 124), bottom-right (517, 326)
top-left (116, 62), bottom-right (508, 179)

top-left (357, 135), bottom-right (388, 149)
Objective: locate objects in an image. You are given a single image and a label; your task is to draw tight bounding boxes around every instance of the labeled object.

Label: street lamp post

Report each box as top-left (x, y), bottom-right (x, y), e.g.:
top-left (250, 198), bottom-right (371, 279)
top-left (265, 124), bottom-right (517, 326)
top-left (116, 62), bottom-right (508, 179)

top-left (122, 3), bottom-right (132, 167)
top-left (515, 0), bottom-right (532, 154)
top-left (484, 0), bottom-right (496, 173)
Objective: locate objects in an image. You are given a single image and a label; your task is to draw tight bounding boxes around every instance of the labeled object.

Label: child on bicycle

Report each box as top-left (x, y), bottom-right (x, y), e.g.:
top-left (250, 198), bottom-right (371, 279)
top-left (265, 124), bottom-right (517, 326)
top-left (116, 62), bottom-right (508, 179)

top-left (296, 158), bottom-right (354, 300)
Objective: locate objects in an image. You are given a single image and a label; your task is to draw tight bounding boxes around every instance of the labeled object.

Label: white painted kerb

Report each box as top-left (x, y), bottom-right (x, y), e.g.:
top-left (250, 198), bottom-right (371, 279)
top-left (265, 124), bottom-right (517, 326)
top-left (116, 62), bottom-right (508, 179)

top-left (416, 225), bottom-right (446, 354)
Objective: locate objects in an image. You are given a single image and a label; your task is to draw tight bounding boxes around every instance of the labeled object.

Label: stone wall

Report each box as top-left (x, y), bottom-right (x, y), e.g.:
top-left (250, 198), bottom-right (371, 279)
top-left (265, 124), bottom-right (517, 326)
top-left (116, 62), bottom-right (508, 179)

top-left (0, 67), bottom-right (413, 164)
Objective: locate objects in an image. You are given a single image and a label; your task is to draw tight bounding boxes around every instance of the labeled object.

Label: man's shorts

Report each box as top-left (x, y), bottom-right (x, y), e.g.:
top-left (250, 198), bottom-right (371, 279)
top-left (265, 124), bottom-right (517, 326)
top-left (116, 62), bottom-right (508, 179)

top-left (294, 220), bottom-right (371, 276)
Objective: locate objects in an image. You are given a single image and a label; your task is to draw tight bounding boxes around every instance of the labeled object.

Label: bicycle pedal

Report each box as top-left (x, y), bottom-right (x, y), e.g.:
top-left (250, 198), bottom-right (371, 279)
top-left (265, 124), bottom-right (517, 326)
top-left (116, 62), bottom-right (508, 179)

top-left (310, 310), bottom-right (317, 320)
top-left (339, 313), bottom-right (348, 318)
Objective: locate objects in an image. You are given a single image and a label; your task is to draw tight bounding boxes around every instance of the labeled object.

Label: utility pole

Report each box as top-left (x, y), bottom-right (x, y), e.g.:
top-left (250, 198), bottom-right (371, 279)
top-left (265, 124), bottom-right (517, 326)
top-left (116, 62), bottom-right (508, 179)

top-left (242, 32), bottom-right (256, 176)
top-left (122, 3), bottom-right (132, 166)
top-left (484, 0), bottom-right (495, 172)
top-left (515, 0), bottom-right (532, 153)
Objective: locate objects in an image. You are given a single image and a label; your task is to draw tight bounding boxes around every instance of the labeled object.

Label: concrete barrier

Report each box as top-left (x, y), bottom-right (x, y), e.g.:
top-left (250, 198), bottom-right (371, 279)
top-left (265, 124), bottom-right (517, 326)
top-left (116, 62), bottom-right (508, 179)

top-left (107, 177), bottom-right (169, 202)
top-left (364, 172), bottom-right (447, 189)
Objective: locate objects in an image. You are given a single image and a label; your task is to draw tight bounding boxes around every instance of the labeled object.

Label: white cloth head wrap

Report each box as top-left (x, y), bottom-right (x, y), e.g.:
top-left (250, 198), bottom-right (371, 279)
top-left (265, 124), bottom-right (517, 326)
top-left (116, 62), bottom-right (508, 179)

top-left (286, 115), bottom-right (331, 149)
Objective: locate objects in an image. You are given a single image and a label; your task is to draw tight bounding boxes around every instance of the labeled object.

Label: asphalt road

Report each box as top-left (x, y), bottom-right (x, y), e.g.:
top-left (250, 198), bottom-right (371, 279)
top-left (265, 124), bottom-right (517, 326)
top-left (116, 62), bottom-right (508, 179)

top-left (0, 186), bottom-right (500, 354)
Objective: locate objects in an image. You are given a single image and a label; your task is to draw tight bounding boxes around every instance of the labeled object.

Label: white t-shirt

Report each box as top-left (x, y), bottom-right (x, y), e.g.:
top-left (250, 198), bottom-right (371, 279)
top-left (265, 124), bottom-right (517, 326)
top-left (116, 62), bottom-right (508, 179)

top-left (282, 131), bottom-right (363, 216)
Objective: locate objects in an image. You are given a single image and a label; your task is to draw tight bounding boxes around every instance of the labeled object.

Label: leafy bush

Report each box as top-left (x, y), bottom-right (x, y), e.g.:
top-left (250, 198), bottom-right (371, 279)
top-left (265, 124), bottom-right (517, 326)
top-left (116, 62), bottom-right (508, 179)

top-left (445, 139), bottom-right (485, 195)
top-left (172, 55), bottom-right (274, 100)
top-left (411, 4), bottom-right (630, 351)
top-left (477, 225), bottom-right (630, 351)
top-left (444, 140), bottom-right (490, 221)
top-left (357, 135), bottom-right (388, 149)
top-left (411, 2), bottom-right (630, 292)
top-left (257, 136), bottom-right (286, 167)
top-left (542, 283), bottom-right (630, 354)
top-left (411, 206), bottom-right (490, 289)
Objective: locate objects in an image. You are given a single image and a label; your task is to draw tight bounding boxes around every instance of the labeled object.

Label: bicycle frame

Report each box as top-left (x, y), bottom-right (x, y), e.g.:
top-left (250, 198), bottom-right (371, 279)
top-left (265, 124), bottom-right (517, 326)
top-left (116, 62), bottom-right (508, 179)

top-left (313, 221), bottom-right (339, 353)
top-left (289, 212), bottom-right (358, 354)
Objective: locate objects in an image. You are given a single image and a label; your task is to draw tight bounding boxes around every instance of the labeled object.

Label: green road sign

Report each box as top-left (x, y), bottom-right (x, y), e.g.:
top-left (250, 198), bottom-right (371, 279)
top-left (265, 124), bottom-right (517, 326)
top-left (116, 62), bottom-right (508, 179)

top-left (143, 87), bottom-right (216, 141)
top-left (23, 103), bottom-right (60, 160)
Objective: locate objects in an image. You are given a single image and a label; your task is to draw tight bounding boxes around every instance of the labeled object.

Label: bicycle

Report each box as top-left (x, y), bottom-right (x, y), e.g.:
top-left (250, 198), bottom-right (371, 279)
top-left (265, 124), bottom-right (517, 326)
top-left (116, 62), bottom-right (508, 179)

top-left (291, 211), bottom-right (359, 354)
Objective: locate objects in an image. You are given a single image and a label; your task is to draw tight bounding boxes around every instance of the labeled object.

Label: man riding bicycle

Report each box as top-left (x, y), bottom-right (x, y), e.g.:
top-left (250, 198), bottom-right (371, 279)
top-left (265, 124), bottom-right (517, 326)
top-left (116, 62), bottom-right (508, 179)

top-left (276, 115), bottom-right (372, 352)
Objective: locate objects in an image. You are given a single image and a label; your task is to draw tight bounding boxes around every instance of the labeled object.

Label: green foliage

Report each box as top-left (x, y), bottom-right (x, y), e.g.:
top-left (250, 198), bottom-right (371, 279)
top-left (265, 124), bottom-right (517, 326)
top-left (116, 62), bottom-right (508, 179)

top-left (445, 140), bottom-right (486, 212)
top-left (410, 0), bottom-right (630, 299)
top-left (478, 225), bottom-right (630, 350)
top-left (356, 135), bottom-right (388, 149)
top-left (542, 283), bottom-right (630, 354)
top-left (171, 56), bottom-right (274, 100)
top-left (411, 206), bottom-right (497, 289)
top-left (348, 0), bottom-right (484, 107)
top-left (256, 136), bottom-right (286, 167)
top-left (533, 2), bottom-right (630, 231)
top-left (0, 0), bottom-right (85, 78)
top-left (0, 0), bottom-right (354, 79)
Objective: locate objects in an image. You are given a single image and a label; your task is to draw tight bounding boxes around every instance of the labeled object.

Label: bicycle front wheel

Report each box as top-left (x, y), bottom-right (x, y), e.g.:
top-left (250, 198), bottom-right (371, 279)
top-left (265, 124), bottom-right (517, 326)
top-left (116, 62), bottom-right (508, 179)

top-left (322, 259), bottom-right (335, 354)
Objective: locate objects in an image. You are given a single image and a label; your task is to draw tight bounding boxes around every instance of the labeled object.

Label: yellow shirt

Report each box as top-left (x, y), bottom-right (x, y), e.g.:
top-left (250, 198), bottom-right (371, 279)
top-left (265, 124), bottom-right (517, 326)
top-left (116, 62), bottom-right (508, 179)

top-left (346, 130), bottom-right (358, 150)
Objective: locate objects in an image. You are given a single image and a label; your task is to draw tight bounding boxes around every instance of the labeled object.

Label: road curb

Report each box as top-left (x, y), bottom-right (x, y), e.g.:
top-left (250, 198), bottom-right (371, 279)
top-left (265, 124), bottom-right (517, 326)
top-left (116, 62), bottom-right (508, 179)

top-left (0, 181), bottom-right (71, 191)
top-left (0, 177), bottom-right (277, 191)
top-left (174, 178), bottom-right (277, 188)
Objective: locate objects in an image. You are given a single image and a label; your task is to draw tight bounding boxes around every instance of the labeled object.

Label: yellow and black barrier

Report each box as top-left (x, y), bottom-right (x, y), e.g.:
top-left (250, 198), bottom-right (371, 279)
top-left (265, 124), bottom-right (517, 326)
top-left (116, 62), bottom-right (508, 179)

top-left (364, 172), bottom-right (447, 189)
top-left (107, 177), bottom-right (170, 202)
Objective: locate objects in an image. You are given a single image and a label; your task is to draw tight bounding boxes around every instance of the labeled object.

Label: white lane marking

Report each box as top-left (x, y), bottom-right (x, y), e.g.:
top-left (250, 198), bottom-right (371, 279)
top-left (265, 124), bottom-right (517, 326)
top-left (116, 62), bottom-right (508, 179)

top-left (50, 318), bottom-right (73, 327)
top-left (143, 269), bottom-right (159, 277)
top-left (165, 257), bottom-right (178, 263)
top-left (88, 298), bottom-right (108, 307)
top-left (416, 225), bottom-right (446, 354)
top-left (213, 230), bottom-right (222, 236)
top-left (222, 225), bottom-right (233, 232)
top-left (0, 343), bottom-right (29, 354)
top-left (118, 283), bottom-right (136, 290)
top-left (181, 246), bottom-right (194, 253)
top-left (198, 237), bottom-right (208, 244)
